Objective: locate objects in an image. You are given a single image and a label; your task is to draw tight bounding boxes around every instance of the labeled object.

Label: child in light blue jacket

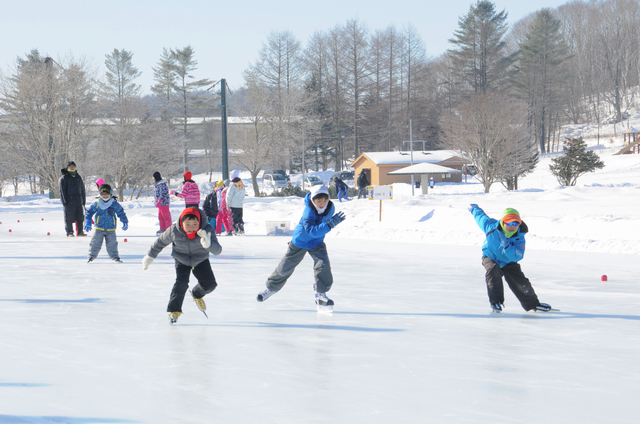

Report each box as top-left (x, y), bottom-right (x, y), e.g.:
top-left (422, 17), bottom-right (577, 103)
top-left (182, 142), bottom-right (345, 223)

top-left (469, 204), bottom-right (552, 313)
top-left (85, 184), bottom-right (128, 263)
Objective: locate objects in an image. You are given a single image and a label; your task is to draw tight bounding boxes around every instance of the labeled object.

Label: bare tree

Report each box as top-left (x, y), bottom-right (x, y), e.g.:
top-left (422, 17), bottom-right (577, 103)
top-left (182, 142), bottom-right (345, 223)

top-left (0, 50), bottom-right (99, 198)
top-left (439, 92), bottom-right (533, 193)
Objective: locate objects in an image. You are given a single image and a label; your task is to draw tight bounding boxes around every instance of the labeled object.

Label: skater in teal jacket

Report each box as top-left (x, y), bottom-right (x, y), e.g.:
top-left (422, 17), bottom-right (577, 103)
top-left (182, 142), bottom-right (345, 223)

top-left (469, 204), bottom-right (552, 313)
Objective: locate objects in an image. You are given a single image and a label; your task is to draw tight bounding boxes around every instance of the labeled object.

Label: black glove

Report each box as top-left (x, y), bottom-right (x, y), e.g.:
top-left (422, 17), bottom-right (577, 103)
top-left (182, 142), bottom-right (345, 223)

top-left (327, 211), bottom-right (346, 229)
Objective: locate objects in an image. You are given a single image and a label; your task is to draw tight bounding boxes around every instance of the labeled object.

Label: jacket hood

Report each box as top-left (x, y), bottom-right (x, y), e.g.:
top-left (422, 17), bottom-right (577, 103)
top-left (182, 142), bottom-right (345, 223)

top-left (304, 193), bottom-right (332, 217)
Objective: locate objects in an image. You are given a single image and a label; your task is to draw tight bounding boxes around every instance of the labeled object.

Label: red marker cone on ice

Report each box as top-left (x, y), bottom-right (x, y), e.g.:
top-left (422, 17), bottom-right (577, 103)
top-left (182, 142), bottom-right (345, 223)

top-left (47, 232), bottom-right (50, 236)
top-left (124, 238), bottom-right (128, 242)
top-left (9, 229), bottom-right (12, 232)
top-left (42, 218), bottom-right (44, 221)
top-left (601, 275), bottom-right (608, 282)
top-left (17, 220), bottom-right (20, 223)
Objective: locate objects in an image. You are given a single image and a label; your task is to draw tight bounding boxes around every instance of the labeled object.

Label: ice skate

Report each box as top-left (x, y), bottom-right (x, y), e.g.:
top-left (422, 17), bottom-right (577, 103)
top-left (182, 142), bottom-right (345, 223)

top-left (256, 287), bottom-right (276, 302)
top-left (67, 234), bottom-right (75, 238)
top-left (191, 290), bottom-right (208, 318)
top-left (168, 311), bottom-right (182, 325)
top-left (490, 302), bottom-right (504, 315)
top-left (113, 258), bottom-right (123, 263)
top-left (533, 302), bottom-right (558, 312)
top-left (87, 257), bottom-right (95, 263)
top-left (77, 233), bottom-right (88, 237)
top-left (315, 292), bottom-right (334, 313)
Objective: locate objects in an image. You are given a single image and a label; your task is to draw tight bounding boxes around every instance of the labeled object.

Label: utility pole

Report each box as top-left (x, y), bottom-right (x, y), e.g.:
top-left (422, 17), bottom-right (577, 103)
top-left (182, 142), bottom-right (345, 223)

top-left (220, 78), bottom-right (229, 180)
top-left (45, 57), bottom-right (56, 199)
top-left (410, 120), bottom-right (414, 196)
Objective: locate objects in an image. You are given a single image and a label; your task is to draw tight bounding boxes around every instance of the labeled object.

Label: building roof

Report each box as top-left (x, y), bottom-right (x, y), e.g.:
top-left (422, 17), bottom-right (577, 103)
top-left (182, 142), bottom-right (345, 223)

top-left (356, 150), bottom-right (465, 166)
top-left (387, 163), bottom-right (462, 175)
top-left (624, 127), bottom-right (640, 134)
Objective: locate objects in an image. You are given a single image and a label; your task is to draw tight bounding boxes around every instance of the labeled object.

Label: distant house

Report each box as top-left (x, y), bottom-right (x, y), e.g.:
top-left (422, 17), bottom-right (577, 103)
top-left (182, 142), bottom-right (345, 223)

top-left (350, 150), bottom-right (471, 186)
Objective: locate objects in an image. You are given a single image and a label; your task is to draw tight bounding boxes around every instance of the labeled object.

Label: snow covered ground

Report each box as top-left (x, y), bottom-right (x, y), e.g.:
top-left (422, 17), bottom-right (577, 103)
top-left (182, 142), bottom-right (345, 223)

top-left (0, 144), bottom-right (639, 423)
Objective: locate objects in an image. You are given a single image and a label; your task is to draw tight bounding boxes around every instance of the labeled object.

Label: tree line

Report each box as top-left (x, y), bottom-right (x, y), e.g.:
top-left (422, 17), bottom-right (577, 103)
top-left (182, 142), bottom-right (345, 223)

top-left (1, 0), bottom-right (638, 197)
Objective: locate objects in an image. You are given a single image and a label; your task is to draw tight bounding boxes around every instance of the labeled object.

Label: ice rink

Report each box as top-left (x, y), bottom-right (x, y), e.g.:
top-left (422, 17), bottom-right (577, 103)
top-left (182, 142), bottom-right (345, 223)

top-left (1, 214), bottom-right (639, 424)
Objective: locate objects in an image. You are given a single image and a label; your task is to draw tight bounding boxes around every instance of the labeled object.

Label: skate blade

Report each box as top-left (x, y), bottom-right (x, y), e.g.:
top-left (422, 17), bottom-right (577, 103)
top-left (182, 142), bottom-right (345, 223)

top-left (490, 310), bottom-right (502, 316)
top-left (317, 304), bottom-right (333, 313)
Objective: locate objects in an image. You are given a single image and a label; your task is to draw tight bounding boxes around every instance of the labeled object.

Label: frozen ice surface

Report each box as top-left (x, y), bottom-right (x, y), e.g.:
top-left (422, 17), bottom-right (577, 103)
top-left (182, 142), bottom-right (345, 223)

top-left (1, 224), bottom-right (639, 423)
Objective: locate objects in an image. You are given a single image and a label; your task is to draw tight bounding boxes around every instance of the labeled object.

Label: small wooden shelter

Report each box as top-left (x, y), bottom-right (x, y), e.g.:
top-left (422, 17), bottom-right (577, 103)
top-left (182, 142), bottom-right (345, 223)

top-left (351, 150), bottom-right (471, 186)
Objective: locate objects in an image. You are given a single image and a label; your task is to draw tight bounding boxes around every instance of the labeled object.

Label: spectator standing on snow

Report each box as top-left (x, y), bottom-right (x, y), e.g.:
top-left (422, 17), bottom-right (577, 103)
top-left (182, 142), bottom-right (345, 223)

top-left (333, 177), bottom-right (350, 202)
top-left (203, 185), bottom-right (219, 227)
top-left (357, 170), bottom-right (369, 199)
top-left (59, 161), bottom-right (87, 237)
top-left (468, 204), bottom-right (553, 314)
top-left (84, 184), bottom-right (128, 263)
top-left (226, 170), bottom-right (246, 235)
top-left (171, 171), bottom-right (200, 208)
top-left (216, 180), bottom-right (233, 236)
top-left (429, 177), bottom-right (435, 189)
top-left (142, 207), bottom-right (222, 325)
top-left (153, 171), bottom-right (172, 235)
top-left (256, 185), bottom-right (346, 310)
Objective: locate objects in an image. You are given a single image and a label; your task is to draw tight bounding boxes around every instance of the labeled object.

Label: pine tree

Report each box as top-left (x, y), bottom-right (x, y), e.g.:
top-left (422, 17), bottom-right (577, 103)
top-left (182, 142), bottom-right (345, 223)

top-left (511, 9), bottom-right (571, 154)
top-left (549, 137), bottom-right (605, 186)
top-left (447, 0), bottom-right (513, 95)
top-left (150, 48), bottom-right (177, 120)
top-left (104, 49), bottom-right (141, 102)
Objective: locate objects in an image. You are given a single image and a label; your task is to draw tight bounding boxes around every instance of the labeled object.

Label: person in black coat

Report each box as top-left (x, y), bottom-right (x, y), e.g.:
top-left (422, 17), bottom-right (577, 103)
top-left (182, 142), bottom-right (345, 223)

top-left (202, 188), bottom-right (219, 227)
top-left (356, 170), bottom-right (369, 199)
top-left (58, 161), bottom-right (87, 237)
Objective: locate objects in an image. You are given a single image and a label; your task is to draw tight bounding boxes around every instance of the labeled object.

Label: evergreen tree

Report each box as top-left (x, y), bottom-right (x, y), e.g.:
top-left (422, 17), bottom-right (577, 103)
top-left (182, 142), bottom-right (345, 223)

top-left (549, 137), bottom-right (605, 186)
top-left (170, 45), bottom-right (214, 136)
top-left (104, 49), bottom-right (141, 103)
top-left (150, 48), bottom-right (177, 120)
top-left (511, 9), bottom-right (571, 153)
top-left (447, 0), bottom-right (513, 95)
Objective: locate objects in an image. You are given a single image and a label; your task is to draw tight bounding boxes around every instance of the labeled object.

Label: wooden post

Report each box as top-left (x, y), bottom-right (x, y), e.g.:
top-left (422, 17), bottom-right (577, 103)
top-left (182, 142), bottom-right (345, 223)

top-left (379, 200), bottom-right (382, 222)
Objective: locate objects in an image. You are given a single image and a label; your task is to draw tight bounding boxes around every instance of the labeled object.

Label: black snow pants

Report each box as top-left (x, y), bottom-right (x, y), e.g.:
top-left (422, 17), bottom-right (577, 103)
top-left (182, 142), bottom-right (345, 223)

top-left (482, 256), bottom-right (540, 311)
top-left (64, 203), bottom-right (85, 236)
top-left (167, 259), bottom-right (218, 313)
top-left (230, 207), bottom-right (244, 232)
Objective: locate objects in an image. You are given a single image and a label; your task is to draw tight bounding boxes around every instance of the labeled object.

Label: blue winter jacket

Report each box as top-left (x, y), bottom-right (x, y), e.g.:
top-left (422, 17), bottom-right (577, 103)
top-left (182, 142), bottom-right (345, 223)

top-left (471, 206), bottom-right (526, 267)
top-left (85, 198), bottom-right (129, 231)
top-left (291, 193), bottom-right (335, 250)
top-left (154, 179), bottom-right (170, 207)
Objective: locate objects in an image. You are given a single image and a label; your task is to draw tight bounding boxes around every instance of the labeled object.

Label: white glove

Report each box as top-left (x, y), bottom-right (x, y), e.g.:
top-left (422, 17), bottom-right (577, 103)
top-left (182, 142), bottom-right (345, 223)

top-left (142, 255), bottom-right (154, 270)
top-left (197, 229), bottom-right (211, 249)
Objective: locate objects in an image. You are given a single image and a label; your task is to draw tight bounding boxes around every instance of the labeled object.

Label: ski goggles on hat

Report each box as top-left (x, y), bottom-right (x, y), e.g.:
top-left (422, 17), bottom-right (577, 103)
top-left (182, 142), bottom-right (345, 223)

top-left (504, 221), bottom-right (520, 227)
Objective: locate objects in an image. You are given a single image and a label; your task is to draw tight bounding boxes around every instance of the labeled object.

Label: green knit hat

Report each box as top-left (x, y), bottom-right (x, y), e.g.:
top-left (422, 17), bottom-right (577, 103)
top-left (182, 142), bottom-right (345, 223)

top-left (500, 208), bottom-right (521, 237)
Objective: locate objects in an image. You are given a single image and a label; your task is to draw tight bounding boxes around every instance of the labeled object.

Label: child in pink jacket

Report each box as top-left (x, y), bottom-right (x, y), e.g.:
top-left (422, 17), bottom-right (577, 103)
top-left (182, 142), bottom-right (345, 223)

top-left (171, 171), bottom-right (201, 208)
top-left (216, 179), bottom-right (233, 236)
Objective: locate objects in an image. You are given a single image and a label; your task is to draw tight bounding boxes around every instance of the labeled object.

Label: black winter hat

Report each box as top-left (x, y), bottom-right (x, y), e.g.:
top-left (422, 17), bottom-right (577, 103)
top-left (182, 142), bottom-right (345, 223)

top-left (99, 184), bottom-right (112, 195)
top-left (153, 171), bottom-right (162, 181)
top-left (67, 161), bottom-right (76, 168)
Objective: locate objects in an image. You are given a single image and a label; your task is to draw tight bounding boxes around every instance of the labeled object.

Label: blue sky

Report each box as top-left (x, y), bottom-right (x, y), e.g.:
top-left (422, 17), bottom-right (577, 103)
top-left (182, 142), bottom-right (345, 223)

top-left (2, 0), bottom-right (572, 94)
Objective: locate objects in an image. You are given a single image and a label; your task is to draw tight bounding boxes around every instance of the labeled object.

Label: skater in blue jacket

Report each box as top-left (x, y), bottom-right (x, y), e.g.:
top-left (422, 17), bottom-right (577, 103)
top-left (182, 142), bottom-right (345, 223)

top-left (85, 184), bottom-right (128, 263)
top-left (256, 185), bottom-right (346, 309)
top-left (469, 204), bottom-right (552, 314)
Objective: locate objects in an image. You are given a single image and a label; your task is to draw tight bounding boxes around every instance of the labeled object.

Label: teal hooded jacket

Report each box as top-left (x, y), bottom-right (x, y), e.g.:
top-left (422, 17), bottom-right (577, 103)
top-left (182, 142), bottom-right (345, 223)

top-left (470, 206), bottom-right (527, 267)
